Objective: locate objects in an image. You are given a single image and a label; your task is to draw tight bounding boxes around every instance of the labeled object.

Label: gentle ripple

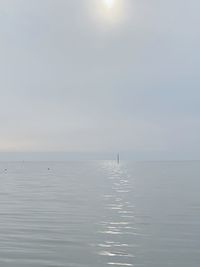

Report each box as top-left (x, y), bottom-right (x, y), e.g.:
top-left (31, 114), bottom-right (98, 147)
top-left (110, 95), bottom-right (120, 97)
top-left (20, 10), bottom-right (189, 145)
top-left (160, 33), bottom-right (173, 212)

top-left (0, 161), bottom-right (199, 266)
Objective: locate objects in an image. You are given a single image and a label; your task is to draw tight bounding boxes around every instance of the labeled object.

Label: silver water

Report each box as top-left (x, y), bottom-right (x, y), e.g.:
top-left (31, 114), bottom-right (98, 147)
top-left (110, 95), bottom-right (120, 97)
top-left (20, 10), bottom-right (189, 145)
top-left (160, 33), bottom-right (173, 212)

top-left (0, 161), bottom-right (199, 266)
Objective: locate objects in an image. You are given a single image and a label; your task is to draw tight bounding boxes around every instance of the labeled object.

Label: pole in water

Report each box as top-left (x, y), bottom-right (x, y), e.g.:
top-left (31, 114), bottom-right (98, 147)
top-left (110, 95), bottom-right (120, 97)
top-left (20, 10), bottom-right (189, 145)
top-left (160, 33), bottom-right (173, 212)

top-left (117, 153), bottom-right (120, 164)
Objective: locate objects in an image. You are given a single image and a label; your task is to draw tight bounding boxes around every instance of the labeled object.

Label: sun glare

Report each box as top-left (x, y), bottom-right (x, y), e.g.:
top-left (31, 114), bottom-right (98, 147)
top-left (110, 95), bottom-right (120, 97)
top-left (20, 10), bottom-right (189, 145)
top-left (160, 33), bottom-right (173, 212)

top-left (104, 0), bottom-right (115, 9)
top-left (91, 0), bottom-right (125, 27)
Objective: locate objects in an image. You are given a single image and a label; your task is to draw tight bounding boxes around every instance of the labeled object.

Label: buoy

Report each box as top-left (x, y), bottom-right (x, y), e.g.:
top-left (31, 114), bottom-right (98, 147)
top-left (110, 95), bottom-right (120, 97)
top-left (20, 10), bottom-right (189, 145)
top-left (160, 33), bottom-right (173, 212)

top-left (117, 154), bottom-right (120, 164)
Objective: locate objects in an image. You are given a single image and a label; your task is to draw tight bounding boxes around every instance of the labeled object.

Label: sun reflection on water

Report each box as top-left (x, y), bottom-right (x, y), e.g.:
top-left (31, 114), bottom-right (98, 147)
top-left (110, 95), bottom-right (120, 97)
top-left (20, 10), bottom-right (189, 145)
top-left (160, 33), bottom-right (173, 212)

top-left (96, 161), bottom-right (137, 266)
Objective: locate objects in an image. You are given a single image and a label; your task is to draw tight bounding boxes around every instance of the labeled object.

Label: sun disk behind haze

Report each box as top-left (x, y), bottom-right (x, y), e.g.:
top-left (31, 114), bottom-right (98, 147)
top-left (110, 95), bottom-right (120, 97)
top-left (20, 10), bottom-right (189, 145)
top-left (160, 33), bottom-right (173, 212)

top-left (104, 0), bottom-right (115, 9)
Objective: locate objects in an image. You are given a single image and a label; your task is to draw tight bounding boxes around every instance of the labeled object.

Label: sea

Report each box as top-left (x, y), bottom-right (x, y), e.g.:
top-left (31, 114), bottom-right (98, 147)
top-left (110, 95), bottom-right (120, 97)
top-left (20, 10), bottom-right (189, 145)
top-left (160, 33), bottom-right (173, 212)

top-left (0, 161), bottom-right (199, 267)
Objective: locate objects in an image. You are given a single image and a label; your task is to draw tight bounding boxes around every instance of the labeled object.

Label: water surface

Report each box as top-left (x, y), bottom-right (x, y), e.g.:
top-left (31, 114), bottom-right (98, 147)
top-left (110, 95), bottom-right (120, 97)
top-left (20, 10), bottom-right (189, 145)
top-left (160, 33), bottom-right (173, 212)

top-left (0, 161), bottom-right (199, 266)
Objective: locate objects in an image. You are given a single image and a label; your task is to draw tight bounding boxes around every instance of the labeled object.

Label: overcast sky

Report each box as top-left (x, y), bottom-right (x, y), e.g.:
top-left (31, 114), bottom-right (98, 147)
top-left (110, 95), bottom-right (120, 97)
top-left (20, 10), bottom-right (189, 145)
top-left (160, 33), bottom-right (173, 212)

top-left (0, 0), bottom-right (200, 160)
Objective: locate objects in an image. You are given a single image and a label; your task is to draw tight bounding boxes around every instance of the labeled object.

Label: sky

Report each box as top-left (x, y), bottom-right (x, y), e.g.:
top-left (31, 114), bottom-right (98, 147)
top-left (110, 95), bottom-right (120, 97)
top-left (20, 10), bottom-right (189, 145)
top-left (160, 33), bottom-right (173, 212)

top-left (0, 0), bottom-right (200, 160)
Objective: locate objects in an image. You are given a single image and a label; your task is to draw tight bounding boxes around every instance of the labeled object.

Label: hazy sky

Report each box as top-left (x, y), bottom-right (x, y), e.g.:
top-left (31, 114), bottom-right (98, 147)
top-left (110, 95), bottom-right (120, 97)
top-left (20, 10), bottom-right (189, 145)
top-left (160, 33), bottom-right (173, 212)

top-left (0, 0), bottom-right (200, 160)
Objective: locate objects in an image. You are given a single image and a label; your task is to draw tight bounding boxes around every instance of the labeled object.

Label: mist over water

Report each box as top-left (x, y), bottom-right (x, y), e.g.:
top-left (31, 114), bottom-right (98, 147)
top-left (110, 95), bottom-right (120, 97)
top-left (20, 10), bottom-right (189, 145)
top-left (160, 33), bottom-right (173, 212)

top-left (0, 161), bottom-right (199, 266)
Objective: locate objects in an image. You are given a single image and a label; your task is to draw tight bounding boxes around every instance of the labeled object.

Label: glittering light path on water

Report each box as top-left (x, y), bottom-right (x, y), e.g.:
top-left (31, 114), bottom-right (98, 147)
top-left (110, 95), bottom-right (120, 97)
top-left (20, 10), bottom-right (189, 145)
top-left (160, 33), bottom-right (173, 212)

top-left (96, 161), bottom-right (144, 267)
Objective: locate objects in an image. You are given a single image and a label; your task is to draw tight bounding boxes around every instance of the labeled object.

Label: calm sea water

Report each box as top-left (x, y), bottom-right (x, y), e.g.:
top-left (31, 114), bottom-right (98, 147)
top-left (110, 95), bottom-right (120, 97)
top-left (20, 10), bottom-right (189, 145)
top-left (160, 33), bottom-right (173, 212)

top-left (0, 161), bottom-right (199, 266)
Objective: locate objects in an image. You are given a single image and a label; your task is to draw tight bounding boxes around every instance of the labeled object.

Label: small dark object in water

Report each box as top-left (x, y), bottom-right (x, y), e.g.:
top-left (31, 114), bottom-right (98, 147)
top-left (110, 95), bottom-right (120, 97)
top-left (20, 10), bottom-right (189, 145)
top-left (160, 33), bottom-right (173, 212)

top-left (4, 169), bottom-right (7, 171)
top-left (117, 153), bottom-right (120, 164)
top-left (48, 168), bottom-right (50, 170)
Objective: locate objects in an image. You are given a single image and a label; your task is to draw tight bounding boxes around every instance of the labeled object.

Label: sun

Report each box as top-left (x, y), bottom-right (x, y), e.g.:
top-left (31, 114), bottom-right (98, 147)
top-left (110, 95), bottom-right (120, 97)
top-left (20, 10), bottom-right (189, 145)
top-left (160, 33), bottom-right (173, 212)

top-left (104, 0), bottom-right (115, 9)
top-left (92, 0), bottom-right (124, 26)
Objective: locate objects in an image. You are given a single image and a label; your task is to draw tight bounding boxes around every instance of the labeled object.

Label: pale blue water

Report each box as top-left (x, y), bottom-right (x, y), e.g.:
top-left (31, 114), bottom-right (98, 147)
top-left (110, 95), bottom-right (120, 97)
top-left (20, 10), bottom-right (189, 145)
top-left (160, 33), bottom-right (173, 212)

top-left (0, 161), bottom-right (199, 266)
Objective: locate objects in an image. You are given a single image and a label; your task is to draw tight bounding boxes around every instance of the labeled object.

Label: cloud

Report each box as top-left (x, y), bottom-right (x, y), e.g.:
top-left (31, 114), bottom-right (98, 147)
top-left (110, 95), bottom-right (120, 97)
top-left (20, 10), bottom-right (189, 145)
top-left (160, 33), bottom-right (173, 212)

top-left (0, 0), bottom-right (199, 159)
